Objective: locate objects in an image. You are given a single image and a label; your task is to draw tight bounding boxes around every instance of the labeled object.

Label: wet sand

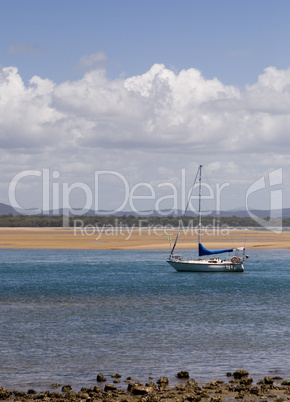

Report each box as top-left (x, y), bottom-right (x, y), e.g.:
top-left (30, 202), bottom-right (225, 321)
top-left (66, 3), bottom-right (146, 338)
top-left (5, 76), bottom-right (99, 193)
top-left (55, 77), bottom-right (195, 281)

top-left (0, 227), bottom-right (289, 250)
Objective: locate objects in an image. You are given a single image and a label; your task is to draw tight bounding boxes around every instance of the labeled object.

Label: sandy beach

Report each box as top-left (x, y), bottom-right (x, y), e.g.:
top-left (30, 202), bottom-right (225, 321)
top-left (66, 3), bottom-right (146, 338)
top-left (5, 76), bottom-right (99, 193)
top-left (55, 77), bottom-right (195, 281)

top-left (0, 226), bottom-right (289, 250)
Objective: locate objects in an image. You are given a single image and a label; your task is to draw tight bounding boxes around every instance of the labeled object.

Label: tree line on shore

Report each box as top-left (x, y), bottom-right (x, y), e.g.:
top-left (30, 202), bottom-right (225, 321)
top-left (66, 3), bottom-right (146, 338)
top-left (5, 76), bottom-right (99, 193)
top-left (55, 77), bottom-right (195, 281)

top-left (0, 213), bottom-right (287, 228)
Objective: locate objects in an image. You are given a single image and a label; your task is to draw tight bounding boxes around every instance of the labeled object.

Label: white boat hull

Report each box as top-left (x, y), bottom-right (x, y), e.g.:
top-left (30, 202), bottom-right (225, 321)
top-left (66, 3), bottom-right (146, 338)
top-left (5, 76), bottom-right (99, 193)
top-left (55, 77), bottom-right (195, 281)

top-left (167, 259), bottom-right (244, 272)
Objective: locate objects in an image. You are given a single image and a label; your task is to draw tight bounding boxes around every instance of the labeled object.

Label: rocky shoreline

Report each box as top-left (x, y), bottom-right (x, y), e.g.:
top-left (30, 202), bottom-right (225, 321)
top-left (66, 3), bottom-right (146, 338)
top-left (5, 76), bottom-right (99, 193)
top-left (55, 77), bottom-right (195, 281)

top-left (1, 370), bottom-right (290, 401)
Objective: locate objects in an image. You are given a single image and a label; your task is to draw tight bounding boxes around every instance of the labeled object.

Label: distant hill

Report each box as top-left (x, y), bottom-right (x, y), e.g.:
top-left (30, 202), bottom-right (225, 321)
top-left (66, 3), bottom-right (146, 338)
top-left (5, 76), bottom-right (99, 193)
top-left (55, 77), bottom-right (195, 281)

top-left (0, 202), bottom-right (20, 216)
top-left (0, 202), bottom-right (289, 219)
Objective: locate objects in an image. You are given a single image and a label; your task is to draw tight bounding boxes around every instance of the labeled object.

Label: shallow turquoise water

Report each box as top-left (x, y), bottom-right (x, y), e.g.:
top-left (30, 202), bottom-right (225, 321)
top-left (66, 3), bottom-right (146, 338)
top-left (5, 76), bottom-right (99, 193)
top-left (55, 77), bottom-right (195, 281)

top-left (0, 248), bottom-right (290, 390)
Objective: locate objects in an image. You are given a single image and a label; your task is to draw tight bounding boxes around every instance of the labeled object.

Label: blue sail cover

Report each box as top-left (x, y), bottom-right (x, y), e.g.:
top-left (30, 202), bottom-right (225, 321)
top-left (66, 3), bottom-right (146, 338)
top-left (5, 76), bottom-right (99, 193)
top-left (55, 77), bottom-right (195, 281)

top-left (198, 243), bottom-right (233, 257)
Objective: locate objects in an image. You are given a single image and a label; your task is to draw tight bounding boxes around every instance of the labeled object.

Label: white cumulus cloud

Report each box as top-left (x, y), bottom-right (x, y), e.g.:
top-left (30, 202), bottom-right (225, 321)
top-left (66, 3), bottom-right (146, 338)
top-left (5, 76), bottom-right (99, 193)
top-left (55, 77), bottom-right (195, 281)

top-left (1, 63), bottom-right (290, 210)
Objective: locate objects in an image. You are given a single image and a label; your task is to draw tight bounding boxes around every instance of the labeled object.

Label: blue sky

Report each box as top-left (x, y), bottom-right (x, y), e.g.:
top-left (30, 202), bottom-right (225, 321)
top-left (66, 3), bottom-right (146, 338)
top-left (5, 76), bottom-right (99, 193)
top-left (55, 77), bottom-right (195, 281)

top-left (2, 0), bottom-right (290, 85)
top-left (1, 0), bottom-right (290, 214)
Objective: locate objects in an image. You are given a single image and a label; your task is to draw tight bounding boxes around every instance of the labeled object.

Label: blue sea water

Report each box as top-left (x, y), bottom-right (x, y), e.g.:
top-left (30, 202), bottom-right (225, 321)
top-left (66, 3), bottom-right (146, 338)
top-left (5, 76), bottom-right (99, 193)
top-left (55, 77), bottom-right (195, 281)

top-left (0, 248), bottom-right (290, 390)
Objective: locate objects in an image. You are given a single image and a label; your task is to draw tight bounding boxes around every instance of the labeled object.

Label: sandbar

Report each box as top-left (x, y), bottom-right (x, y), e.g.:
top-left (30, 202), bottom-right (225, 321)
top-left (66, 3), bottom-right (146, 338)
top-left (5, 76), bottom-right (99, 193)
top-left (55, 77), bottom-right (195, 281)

top-left (0, 227), bottom-right (289, 250)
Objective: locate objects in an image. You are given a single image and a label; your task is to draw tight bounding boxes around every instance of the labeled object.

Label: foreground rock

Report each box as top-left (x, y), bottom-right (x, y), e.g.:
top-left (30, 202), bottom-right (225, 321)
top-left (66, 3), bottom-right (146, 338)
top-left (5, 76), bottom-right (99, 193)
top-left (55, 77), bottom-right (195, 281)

top-left (1, 371), bottom-right (290, 401)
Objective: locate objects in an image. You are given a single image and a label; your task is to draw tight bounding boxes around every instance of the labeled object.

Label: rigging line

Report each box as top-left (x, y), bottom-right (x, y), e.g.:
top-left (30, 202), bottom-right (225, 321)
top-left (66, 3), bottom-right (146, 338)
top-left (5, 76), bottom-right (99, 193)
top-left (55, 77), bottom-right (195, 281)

top-left (184, 165), bottom-right (201, 217)
top-left (170, 165), bottom-right (201, 257)
top-left (201, 166), bottom-right (215, 216)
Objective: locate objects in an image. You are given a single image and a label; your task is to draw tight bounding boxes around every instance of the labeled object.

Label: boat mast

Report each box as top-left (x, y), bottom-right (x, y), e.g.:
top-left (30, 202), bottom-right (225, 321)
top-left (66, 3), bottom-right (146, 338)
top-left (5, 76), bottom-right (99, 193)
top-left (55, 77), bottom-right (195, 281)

top-left (198, 165), bottom-right (202, 245)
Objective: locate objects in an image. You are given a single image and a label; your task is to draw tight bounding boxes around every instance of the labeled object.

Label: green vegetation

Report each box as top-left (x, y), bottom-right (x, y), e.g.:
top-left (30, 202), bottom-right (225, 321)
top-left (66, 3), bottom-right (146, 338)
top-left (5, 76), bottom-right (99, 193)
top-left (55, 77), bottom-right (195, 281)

top-left (0, 213), bottom-right (288, 228)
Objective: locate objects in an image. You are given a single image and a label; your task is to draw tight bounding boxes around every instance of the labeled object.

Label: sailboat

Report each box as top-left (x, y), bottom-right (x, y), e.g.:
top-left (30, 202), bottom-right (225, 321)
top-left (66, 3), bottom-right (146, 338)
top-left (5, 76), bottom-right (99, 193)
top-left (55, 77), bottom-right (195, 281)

top-left (167, 165), bottom-right (248, 272)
